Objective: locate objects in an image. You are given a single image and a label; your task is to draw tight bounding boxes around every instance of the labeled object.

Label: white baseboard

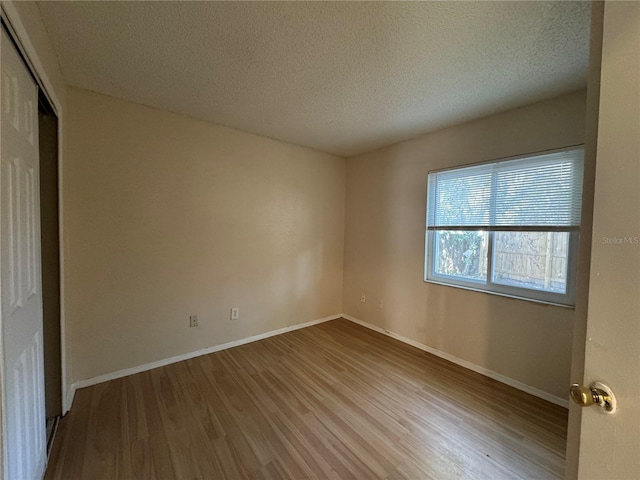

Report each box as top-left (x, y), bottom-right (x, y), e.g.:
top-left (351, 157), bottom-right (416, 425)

top-left (63, 312), bottom-right (568, 414)
top-left (65, 314), bottom-right (341, 412)
top-left (63, 386), bottom-right (75, 415)
top-left (341, 314), bottom-right (569, 408)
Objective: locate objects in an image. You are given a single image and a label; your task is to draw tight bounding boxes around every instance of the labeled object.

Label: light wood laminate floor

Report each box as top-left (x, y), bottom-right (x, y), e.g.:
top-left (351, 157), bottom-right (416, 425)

top-left (46, 318), bottom-right (567, 479)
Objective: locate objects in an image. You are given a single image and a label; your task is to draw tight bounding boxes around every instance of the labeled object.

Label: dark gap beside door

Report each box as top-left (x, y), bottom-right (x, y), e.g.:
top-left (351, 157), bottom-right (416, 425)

top-left (38, 89), bottom-right (61, 433)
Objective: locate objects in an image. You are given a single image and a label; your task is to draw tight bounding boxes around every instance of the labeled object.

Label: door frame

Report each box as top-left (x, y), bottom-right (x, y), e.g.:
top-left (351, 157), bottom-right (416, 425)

top-left (1, 0), bottom-right (68, 435)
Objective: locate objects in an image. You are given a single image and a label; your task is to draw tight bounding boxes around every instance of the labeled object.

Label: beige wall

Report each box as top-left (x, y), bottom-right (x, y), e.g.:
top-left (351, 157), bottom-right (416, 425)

top-left (343, 90), bottom-right (586, 400)
top-left (64, 88), bottom-right (345, 383)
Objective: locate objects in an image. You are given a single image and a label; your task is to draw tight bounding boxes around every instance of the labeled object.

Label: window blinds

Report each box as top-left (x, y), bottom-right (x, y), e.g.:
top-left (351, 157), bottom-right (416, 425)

top-left (426, 148), bottom-right (584, 230)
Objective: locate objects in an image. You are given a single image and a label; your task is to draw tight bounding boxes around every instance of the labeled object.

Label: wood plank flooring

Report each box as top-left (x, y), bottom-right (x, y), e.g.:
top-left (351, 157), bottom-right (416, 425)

top-left (45, 319), bottom-right (568, 479)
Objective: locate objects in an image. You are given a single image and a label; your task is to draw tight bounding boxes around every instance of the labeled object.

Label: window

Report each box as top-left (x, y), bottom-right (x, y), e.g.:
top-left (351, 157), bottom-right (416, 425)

top-left (424, 147), bottom-right (584, 306)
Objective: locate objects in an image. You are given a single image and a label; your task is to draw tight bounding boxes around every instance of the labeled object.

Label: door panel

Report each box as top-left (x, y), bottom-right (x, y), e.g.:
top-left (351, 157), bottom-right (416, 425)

top-left (1, 28), bottom-right (46, 480)
top-left (569, 2), bottom-right (640, 479)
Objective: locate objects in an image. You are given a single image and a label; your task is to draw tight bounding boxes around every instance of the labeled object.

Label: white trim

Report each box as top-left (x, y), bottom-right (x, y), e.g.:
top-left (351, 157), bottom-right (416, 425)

top-left (65, 312), bottom-right (569, 412)
top-left (63, 385), bottom-right (75, 416)
top-left (0, 3), bottom-right (62, 114)
top-left (67, 314), bottom-right (341, 407)
top-left (341, 314), bottom-right (569, 408)
top-left (57, 119), bottom-right (67, 415)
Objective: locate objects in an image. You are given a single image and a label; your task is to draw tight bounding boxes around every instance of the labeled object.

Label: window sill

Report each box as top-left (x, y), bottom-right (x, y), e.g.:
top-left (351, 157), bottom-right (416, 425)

top-left (423, 279), bottom-right (576, 309)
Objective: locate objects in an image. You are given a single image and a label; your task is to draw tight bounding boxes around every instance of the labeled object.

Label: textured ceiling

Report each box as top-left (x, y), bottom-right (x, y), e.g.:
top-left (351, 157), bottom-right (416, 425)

top-left (38, 1), bottom-right (591, 157)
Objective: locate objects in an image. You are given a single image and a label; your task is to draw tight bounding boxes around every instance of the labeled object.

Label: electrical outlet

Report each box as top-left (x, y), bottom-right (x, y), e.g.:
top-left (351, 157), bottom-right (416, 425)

top-left (189, 314), bottom-right (198, 328)
top-left (378, 299), bottom-right (383, 308)
top-left (360, 293), bottom-right (366, 303)
top-left (230, 307), bottom-right (240, 320)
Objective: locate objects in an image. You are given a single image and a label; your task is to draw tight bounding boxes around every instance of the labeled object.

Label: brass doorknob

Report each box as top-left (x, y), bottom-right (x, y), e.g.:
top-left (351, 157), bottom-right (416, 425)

top-left (569, 384), bottom-right (597, 406)
top-left (569, 382), bottom-right (616, 414)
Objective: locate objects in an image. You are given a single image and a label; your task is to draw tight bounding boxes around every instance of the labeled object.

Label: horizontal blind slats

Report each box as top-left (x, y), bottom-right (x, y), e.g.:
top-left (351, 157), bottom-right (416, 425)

top-left (426, 148), bottom-right (584, 229)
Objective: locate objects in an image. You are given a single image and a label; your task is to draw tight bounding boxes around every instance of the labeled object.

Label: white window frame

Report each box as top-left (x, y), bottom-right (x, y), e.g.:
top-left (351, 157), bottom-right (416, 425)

top-left (424, 146), bottom-right (584, 307)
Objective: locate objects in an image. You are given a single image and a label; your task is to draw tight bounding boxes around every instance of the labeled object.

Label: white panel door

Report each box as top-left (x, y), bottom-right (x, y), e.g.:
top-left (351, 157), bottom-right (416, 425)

top-left (1, 28), bottom-right (47, 480)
